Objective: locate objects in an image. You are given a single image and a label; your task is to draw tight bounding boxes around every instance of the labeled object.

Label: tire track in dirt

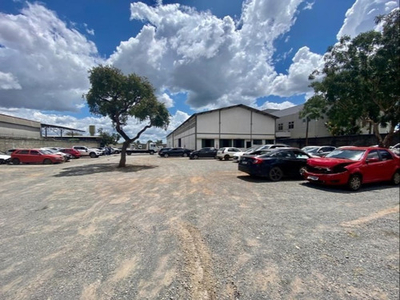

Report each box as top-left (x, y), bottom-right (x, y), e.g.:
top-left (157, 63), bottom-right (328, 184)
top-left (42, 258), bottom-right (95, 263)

top-left (341, 205), bottom-right (399, 227)
top-left (171, 219), bottom-right (218, 300)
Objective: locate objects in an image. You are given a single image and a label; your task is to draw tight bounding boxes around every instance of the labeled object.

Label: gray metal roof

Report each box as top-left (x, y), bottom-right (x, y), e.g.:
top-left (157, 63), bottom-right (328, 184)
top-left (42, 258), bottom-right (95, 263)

top-left (265, 104), bottom-right (304, 117)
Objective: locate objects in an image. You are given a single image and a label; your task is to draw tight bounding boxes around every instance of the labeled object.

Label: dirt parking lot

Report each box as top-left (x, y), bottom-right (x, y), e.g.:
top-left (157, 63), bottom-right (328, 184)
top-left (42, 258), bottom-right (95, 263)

top-left (0, 154), bottom-right (399, 300)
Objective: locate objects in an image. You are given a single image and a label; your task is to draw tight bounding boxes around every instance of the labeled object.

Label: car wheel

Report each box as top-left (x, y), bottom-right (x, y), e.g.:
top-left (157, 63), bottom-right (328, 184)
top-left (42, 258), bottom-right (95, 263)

top-left (392, 170), bottom-right (400, 185)
top-left (12, 158), bottom-right (20, 165)
top-left (182, 153), bottom-right (188, 157)
top-left (164, 153), bottom-right (169, 158)
top-left (43, 158), bottom-right (52, 164)
top-left (269, 167), bottom-right (283, 181)
top-left (348, 174), bottom-right (362, 191)
top-left (90, 152), bottom-right (97, 158)
top-left (194, 155), bottom-right (199, 159)
top-left (224, 155), bottom-right (230, 161)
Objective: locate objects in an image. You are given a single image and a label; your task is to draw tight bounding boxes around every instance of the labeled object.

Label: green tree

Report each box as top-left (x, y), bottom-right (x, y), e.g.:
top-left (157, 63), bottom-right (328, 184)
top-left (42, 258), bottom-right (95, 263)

top-left (85, 65), bottom-right (170, 167)
top-left (307, 10), bottom-right (399, 147)
top-left (98, 128), bottom-right (120, 146)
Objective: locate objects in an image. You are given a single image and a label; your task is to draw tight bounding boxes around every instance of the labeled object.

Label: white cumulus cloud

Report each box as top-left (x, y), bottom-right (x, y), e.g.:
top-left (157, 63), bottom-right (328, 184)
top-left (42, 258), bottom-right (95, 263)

top-left (337, 0), bottom-right (398, 39)
top-left (270, 46), bottom-right (323, 97)
top-left (109, 0), bottom-right (305, 110)
top-left (0, 3), bottom-right (103, 111)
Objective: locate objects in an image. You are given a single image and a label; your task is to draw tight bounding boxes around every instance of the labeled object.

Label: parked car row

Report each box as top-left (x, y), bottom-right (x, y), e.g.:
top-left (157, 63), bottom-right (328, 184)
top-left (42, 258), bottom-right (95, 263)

top-left (237, 146), bottom-right (400, 191)
top-left (1, 145), bottom-right (112, 165)
top-left (5, 144), bottom-right (399, 191)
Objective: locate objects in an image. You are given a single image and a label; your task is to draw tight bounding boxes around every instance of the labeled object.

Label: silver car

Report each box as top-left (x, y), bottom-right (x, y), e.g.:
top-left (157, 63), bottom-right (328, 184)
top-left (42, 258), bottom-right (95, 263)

top-left (216, 147), bottom-right (242, 161)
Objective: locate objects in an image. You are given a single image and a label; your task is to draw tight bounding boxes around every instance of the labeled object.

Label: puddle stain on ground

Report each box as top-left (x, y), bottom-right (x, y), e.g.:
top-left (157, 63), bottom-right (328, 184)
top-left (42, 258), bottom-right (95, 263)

top-left (54, 164), bottom-right (157, 177)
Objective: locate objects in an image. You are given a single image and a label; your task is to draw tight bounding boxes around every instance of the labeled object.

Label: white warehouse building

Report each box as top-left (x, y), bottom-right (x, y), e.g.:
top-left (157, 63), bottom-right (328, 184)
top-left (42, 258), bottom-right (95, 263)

top-left (166, 104), bottom-right (278, 150)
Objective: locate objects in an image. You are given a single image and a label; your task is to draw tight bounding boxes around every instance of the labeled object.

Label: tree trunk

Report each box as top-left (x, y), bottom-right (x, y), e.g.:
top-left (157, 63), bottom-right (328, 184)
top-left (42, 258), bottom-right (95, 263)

top-left (372, 122), bottom-right (384, 147)
top-left (382, 124), bottom-right (395, 148)
top-left (118, 141), bottom-right (130, 168)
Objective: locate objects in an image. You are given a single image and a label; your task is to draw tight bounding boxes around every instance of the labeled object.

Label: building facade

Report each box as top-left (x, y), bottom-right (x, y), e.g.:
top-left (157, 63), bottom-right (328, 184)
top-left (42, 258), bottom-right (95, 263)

top-left (167, 104), bottom-right (277, 150)
top-left (0, 113), bottom-right (42, 139)
top-left (267, 104), bottom-right (393, 140)
top-left (267, 105), bottom-right (330, 139)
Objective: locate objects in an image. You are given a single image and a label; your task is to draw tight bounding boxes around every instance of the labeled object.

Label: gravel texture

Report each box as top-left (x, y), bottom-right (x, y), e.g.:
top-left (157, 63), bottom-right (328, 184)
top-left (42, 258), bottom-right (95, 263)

top-left (0, 154), bottom-right (399, 300)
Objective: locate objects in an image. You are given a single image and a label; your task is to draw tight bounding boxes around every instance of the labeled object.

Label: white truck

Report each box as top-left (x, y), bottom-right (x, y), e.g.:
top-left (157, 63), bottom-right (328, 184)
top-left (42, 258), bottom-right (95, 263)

top-left (72, 146), bottom-right (102, 158)
top-left (126, 142), bottom-right (160, 155)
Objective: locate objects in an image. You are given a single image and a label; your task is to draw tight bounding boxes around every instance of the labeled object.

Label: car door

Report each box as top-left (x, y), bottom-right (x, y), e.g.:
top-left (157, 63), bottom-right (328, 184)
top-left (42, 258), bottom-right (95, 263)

top-left (275, 150), bottom-right (298, 176)
top-left (29, 150), bottom-right (41, 163)
top-left (203, 148), bottom-right (213, 157)
top-left (170, 148), bottom-right (181, 156)
top-left (17, 149), bottom-right (30, 163)
top-left (377, 150), bottom-right (397, 181)
top-left (362, 149), bottom-right (386, 183)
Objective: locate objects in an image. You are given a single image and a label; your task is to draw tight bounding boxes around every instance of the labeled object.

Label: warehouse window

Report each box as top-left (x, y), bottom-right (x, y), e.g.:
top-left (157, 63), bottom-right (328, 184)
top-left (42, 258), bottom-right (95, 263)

top-left (278, 123), bottom-right (283, 130)
top-left (288, 121), bottom-right (294, 129)
top-left (202, 139), bottom-right (214, 147)
top-left (233, 139), bottom-right (244, 148)
top-left (219, 139), bottom-right (232, 147)
top-left (253, 139), bottom-right (262, 145)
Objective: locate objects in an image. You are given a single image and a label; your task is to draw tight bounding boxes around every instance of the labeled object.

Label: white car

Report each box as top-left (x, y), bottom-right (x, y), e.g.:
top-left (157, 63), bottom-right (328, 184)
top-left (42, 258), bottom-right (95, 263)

top-left (0, 151), bottom-right (11, 164)
top-left (41, 148), bottom-right (71, 162)
top-left (301, 145), bottom-right (336, 157)
top-left (72, 146), bottom-right (102, 158)
top-left (389, 143), bottom-right (400, 155)
top-left (232, 147), bottom-right (257, 163)
top-left (216, 147), bottom-right (242, 161)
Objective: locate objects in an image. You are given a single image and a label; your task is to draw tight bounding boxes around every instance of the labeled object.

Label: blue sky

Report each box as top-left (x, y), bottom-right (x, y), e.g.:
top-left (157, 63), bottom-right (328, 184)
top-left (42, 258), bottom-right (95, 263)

top-left (0, 0), bottom-right (397, 142)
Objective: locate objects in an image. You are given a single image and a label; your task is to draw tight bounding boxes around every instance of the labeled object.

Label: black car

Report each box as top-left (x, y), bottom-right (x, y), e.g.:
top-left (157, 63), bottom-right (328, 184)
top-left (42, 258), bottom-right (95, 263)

top-left (189, 147), bottom-right (217, 159)
top-left (238, 148), bottom-right (311, 181)
top-left (158, 147), bottom-right (171, 156)
top-left (161, 147), bottom-right (192, 157)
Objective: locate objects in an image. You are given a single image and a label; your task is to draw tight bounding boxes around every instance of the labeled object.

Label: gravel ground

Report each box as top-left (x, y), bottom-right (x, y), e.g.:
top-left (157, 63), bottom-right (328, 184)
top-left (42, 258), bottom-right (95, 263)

top-left (0, 154), bottom-right (399, 300)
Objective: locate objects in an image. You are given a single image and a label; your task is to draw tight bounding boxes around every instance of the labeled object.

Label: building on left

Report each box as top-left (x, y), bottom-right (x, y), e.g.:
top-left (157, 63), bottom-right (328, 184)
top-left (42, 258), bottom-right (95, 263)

top-left (0, 113), bottom-right (96, 152)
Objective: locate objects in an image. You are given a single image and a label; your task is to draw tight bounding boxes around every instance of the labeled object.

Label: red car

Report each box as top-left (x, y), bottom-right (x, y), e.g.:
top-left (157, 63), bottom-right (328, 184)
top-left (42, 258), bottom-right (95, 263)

top-left (59, 148), bottom-right (81, 158)
top-left (11, 149), bottom-right (65, 165)
top-left (302, 146), bottom-right (400, 191)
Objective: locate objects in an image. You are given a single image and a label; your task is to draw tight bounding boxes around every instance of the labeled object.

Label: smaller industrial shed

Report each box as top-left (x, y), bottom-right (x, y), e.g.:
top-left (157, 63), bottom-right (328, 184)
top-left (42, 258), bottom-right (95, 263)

top-left (167, 104), bottom-right (278, 150)
top-left (0, 113), bottom-right (42, 139)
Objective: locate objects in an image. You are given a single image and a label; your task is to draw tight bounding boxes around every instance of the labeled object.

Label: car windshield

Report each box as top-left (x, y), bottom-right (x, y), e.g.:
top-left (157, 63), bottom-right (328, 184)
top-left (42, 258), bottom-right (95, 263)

top-left (253, 145), bottom-right (267, 151)
top-left (325, 149), bottom-right (365, 161)
top-left (258, 150), bottom-right (281, 157)
top-left (301, 146), bottom-right (318, 152)
top-left (244, 147), bottom-right (256, 153)
top-left (40, 150), bottom-right (52, 154)
top-left (307, 147), bottom-right (321, 154)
